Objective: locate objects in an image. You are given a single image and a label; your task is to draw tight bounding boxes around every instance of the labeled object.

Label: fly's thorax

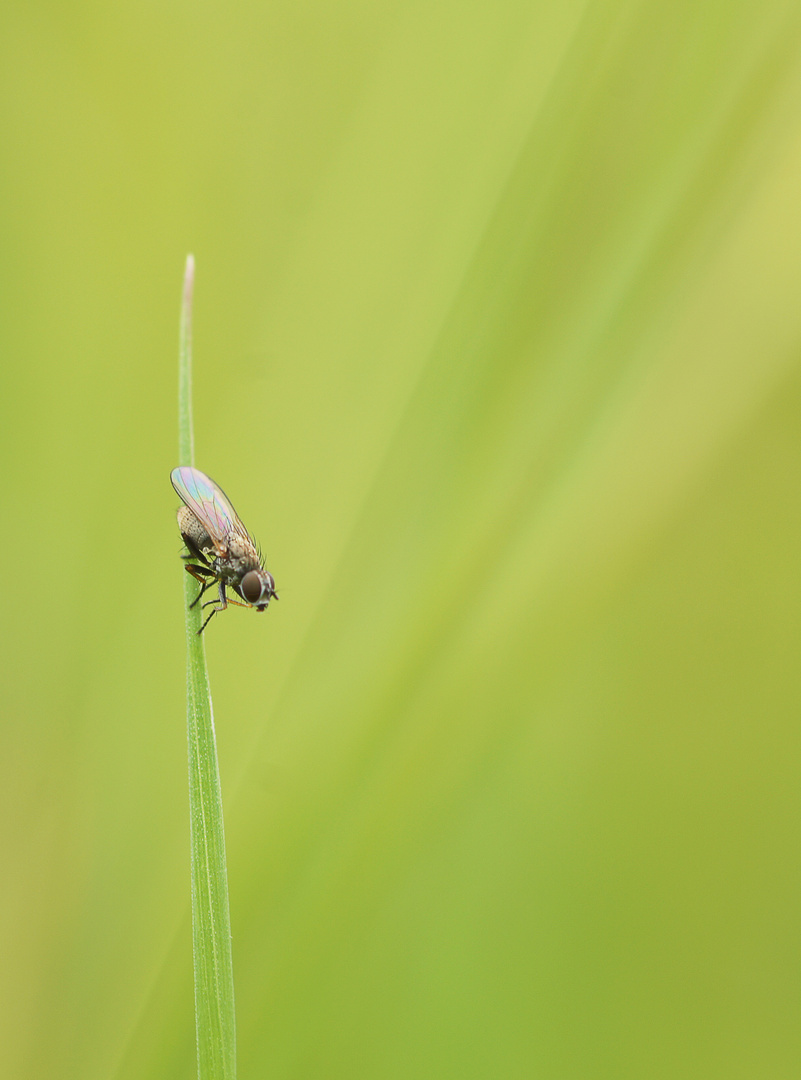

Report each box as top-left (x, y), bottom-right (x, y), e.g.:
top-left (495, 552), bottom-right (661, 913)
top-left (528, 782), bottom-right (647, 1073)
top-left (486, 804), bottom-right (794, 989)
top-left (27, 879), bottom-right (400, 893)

top-left (223, 532), bottom-right (262, 574)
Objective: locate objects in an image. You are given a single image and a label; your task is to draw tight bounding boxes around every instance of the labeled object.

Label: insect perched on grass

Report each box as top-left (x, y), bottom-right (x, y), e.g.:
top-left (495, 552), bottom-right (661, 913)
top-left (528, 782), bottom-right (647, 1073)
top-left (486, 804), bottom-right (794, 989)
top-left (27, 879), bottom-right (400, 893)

top-left (171, 466), bottom-right (278, 634)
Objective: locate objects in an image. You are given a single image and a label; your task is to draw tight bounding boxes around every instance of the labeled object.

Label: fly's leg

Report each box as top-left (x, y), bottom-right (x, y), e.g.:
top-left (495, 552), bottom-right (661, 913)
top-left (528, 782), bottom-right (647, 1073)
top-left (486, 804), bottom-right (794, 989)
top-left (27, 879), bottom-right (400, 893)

top-left (198, 581), bottom-right (228, 635)
top-left (184, 563), bottom-right (215, 609)
top-left (190, 579), bottom-right (213, 610)
top-left (179, 532), bottom-right (211, 565)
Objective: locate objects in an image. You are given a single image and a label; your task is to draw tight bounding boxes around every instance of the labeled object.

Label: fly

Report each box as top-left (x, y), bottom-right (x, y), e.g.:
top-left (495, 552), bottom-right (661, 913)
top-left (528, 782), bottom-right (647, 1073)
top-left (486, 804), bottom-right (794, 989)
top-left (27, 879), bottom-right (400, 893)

top-left (171, 466), bottom-right (278, 634)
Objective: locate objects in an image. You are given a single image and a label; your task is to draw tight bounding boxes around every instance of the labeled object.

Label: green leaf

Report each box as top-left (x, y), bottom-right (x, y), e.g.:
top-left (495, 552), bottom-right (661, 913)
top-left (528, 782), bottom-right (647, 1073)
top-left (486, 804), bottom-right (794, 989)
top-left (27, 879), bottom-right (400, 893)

top-left (178, 255), bottom-right (236, 1080)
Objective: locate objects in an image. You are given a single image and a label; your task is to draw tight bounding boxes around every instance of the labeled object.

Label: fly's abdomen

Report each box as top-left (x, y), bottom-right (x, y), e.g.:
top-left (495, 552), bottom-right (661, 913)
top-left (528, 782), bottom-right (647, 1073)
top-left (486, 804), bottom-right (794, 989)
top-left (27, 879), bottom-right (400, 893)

top-left (178, 506), bottom-right (215, 557)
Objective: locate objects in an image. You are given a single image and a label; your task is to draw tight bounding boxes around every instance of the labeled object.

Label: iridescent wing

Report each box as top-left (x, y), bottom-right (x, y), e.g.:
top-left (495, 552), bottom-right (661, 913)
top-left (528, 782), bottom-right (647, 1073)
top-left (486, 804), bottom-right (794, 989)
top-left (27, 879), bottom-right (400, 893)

top-left (171, 466), bottom-right (252, 557)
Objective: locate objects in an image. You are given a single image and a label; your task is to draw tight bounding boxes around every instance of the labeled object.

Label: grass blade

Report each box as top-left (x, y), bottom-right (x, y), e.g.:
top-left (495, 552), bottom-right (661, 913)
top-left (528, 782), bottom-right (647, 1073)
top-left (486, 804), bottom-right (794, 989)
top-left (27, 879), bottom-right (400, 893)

top-left (177, 254), bottom-right (237, 1079)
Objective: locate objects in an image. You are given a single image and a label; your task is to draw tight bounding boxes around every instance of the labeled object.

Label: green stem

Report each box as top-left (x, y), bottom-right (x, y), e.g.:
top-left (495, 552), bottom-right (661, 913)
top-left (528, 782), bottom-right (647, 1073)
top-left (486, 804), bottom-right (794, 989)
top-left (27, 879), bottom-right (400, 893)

top-left (178, 254), bottom-right (237, 1079)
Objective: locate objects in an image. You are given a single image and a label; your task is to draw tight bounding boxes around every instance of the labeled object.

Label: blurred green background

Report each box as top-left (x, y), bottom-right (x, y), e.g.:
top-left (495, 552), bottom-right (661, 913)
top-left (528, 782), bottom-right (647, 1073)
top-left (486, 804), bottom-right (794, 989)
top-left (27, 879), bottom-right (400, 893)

top-left (2, 1), bottom-right (801, 1077)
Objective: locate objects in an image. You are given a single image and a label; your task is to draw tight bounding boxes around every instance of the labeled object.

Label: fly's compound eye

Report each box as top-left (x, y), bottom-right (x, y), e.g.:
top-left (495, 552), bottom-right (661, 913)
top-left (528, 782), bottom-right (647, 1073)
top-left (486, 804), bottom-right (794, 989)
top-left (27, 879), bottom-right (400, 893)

top-left (241, 571), bottom-right (264, 605)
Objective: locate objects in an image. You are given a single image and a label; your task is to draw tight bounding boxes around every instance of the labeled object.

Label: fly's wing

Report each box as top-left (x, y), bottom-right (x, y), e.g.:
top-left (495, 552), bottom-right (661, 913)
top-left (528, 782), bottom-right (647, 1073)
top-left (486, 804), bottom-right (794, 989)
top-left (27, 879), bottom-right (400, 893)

top-left (171, 466), bottom-right (251, 557)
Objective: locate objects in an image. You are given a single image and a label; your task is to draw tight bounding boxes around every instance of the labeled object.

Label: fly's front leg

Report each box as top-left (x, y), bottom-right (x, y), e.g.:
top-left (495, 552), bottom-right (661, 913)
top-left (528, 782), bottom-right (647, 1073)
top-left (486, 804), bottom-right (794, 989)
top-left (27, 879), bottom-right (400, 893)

top-left (198, 581), bottom-right (228, 635)
top-left (180, 538), bottom-right (209, 565)
top-left (184, 563), bottom-right (215, 609)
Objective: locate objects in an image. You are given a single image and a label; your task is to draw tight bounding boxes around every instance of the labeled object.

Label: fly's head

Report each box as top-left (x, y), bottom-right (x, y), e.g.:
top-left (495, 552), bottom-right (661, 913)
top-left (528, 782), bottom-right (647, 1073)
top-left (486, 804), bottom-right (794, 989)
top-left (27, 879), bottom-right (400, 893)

top-left (239, 567), bottom-right (278, 611)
